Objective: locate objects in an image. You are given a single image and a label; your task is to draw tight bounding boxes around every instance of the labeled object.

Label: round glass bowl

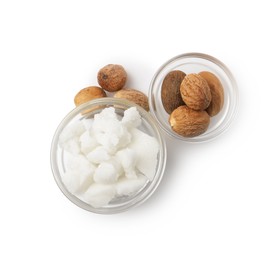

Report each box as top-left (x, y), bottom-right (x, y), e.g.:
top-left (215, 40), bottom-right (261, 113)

top-left (50, 98), bottom-right (167, 214)
top-left (149, 53), bottom-right (238, 142)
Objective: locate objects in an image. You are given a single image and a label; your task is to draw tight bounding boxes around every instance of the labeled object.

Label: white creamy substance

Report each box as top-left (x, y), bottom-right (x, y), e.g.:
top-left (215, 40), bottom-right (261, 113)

top-left (59, 107), bottom-right (159, 207)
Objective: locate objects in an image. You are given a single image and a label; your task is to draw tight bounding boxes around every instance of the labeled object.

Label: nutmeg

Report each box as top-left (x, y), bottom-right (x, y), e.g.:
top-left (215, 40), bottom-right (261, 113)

top-left (74, 86), bottom-right (107, 106)
top-left (169, 105), bottom-right (210, 137)
top-left (180, 74), bottom-right (212, 111)
top-left (199, 71), bottom-right (224, 116)
top-left (161, 70), bottom-right (186, 114)
top-left (97, 64), bottom-right (127, 92)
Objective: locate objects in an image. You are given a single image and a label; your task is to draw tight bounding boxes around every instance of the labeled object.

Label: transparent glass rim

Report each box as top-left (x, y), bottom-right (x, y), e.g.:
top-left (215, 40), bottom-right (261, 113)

top-left (50, 97), bottom-right (167, 214)
top-left (149, 52), bottom-right (239, 143)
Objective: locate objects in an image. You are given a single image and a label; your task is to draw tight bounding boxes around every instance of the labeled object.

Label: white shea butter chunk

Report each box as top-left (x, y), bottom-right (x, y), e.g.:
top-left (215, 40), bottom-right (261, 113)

top-left (86, 146), bottom-right (110, 164)
top-left (59, 120), bottom-right (85, 144)
top-left (91, 107), bottom-right (131, 153)
top-left (60, 136), bottom-right (80, 154)
top-left (128, 128), bottom-right (159, 180)
top-left (94, 161), bottom-right (120, 184)
top-left (122, 107), bottom-right (142, 128)
top-left (116, 148), bottom-right (137, 179)
top-left (62, 153), bottom-right (95, 193)
top-left (62, 171), bottom-right (92, 194)
top-left (115, 174), bottom-right (148, 196)
top-left (91, 107), bottom-right (119, 136)
top-left (83, 184), bottom-right (115, 208)
top-left (82, 118), bottom-right (94, 130)
top-left (79, 130), bottom-right (98, 155)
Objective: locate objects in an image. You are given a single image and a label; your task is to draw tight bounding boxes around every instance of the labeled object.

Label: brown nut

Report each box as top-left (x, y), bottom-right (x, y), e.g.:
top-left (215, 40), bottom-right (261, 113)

top-left (180, 73), bottom-right (212, 111)
top-left (74, 86), bottom-right (107, 106)
top-left (199, 71), bottom-right (224, 116)
top-left (114, 88), bottom-right (149, 111)
top-left (161, 70), bottom-right (186, 114)
top-left (97, 64), bottom-right (127, 92)
top-left (169, 105), bottom-right (210, 137)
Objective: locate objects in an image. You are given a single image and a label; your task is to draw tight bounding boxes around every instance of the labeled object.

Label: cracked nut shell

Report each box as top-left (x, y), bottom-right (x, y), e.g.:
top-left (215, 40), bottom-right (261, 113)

top-left (199, 71), bottom-right (224, 116)
top-left (180, 73), bottom-right (212, 111)
top-left (169, 105), bottom-right (210, 137)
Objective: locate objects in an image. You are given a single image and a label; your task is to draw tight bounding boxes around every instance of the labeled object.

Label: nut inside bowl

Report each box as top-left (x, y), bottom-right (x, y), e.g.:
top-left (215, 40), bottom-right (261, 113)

top-left (149, 53), bottom-right (238, 142)
top-left (50, 98), bottom-right (167, 214)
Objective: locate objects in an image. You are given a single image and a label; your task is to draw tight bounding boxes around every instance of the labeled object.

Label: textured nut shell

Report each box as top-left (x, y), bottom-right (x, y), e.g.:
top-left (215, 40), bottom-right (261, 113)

top-left (97, 64), bottom-right (127, 92)
top-left (180, 74), bottom-right (212, 111)
top-left (161, 70), bottom-right (186, 114)
top-left (114, 88), bottom-right (149, 111)
top-left (199, 71), bottom-right (224, 116)
top-left (169, 105), bottom-right (210, 137)
top-left (74, 86), bottom-right (107, 106)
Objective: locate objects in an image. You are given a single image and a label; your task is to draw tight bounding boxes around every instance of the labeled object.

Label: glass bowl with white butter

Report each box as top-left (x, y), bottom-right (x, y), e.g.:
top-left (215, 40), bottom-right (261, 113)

top-left (51, 98), bottom-right (167, 214)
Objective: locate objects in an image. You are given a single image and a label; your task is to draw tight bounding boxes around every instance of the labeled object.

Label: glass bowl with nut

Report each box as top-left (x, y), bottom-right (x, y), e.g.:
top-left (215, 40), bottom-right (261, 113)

top-left (149, 53), bottom-right (238, 142)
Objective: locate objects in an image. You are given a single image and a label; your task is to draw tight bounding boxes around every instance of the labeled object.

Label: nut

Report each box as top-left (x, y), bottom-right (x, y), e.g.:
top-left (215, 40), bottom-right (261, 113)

top-left (114, 88), bottom-right (149, 111)
top-left (161, 70), bottom-right (186, 114)
top-left (180, 73), bottom-right (212, 111)
top-left (97, 64), bottom-right (127, 92)
top-left (74, 86), bottom-right (107, 106)
top-left (169, 105), bottom-right (210, 137)
top-left (199, 71), bottom-right (224, 116)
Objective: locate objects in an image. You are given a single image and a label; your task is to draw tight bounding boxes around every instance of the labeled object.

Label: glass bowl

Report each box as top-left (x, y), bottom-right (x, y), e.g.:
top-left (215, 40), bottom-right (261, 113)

top-left (50, 98), bottom-right (167, 214)
top-left (149, 53), bottom-right (238, 142)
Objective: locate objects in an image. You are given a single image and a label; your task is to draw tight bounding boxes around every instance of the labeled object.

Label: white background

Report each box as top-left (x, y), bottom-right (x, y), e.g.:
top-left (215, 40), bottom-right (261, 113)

top-left (0, 0), bottom-right (278, 259)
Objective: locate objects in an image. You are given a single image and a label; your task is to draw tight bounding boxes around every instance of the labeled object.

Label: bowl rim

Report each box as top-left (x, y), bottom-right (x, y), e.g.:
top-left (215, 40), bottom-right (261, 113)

top-left (148, 52), bottom-right (239, 143)
top-left (50, 97), bottom-right (167, 214)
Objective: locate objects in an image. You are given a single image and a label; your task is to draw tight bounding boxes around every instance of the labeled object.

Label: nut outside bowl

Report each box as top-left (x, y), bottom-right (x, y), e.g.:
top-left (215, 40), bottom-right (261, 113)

top-left (50, 98), bottom-right (167, 214)
top-left (149, 53), bottom-right (239, 142)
